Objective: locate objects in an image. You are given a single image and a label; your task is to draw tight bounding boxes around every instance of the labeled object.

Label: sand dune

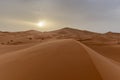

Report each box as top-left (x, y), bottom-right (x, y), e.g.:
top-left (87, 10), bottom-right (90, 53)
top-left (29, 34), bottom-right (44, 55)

top-left (0, 28), bottom-right (119, 45)
top-left (0, 28), bottom-right (120, 80)
top-left (81, 42), bottom-right (120, 80)
top-left (0, 39), bottom-right (120, 80)
top-left (0, 43), bottom-right (36, 55)
top-left (87, 44), bottom-right (120, 62)
top-left (0, 39), bottom-right (101, 80)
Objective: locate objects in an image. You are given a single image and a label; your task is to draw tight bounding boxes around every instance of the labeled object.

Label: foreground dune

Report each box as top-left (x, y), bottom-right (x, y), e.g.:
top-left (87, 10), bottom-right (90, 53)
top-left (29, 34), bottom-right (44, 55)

top-left (0, 39), bottom-right (120, 80)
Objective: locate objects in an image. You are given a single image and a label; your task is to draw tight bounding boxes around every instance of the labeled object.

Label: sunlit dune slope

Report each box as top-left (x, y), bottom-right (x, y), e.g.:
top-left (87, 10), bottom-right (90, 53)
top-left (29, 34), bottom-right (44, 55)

top-left (0, 43), bottom-right (37, 55)
top-left (0, 39), bottom-right (102, 80)
top-left (0, 39), bottom-right (120, 80)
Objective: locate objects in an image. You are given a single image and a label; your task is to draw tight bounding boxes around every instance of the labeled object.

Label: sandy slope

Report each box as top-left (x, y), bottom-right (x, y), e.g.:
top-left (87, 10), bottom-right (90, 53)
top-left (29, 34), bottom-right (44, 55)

top-left (80, 43), bottom-right (120, 80)
top-left (0, 39), bottom-right (120, 80)
top-left (87, 44), bottom-right (120, 62)
top-left (0, 43), bottom-right (36, 55)
top-left (0, 39), bottom-right (102, 80)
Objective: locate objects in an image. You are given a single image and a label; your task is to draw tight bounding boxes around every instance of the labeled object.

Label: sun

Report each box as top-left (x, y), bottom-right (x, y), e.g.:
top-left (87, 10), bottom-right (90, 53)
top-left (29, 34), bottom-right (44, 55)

top-left (37, 21), bottom-right (46, 27)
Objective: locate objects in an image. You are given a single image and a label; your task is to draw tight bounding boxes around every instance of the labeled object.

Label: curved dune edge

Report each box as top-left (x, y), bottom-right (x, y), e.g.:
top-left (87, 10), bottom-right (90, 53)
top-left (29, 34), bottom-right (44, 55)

top-left (0, 39), bottom-right (119, 80)
top-left (77, 41), bottom-right (120, 80)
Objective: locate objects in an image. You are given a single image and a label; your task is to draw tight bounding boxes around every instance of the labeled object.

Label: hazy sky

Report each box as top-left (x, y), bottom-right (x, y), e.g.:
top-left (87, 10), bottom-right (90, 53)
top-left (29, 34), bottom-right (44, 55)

top-left (0, 0), bottom-right (120, 32)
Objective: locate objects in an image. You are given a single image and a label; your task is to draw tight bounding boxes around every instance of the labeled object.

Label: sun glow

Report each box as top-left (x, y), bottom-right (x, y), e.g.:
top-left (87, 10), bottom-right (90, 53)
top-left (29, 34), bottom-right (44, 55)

top-left (37, 21), bottom-right (46, 27)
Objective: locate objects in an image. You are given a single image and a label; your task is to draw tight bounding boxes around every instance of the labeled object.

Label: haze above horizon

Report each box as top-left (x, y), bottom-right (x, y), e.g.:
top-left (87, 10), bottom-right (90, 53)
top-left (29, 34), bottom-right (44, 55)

top-left (0, 0), bottom-right (120, 33)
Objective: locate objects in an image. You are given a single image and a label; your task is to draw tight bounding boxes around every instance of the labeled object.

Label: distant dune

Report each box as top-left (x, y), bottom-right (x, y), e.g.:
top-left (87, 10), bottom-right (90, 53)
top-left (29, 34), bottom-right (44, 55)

top-left (0, 27), bottom-right (119, 45)
top-left (0, 28), bottom-right (120, 80)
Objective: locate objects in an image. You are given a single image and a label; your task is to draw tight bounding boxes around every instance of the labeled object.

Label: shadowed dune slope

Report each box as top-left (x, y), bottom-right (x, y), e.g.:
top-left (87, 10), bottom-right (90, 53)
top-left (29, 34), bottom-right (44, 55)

top-left (80, 43), bottom-right (120, 80)
top-left (0, 39), bottom-right (120, 80)
top-left (86, 44), bottom-right (120, 62)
